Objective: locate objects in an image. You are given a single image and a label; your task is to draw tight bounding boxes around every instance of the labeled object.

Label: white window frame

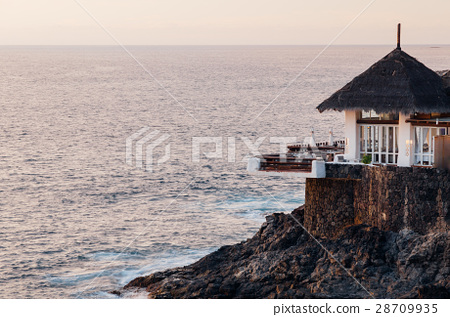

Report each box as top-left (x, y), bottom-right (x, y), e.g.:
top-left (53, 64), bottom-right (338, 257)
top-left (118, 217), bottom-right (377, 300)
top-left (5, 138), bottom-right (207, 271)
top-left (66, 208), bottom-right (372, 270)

top-left (413, 126), bottom-right (448, 166)
top-left (359, 124), bottom-right (398, 164)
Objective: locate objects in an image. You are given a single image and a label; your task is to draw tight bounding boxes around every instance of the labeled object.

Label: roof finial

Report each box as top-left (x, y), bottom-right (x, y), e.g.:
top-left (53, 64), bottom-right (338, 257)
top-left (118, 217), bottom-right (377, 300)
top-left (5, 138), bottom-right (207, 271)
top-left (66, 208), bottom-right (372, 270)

top-left (397, 23), bottom-right (401, 50)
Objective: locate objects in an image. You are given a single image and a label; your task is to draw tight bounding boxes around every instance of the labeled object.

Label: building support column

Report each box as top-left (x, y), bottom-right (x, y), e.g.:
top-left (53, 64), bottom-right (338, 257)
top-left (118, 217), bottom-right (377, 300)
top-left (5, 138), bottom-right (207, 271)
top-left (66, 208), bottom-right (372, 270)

top-left (397, 113), bottom-right (413, 167)
top-left (344, 110), bottom-right (358, 161)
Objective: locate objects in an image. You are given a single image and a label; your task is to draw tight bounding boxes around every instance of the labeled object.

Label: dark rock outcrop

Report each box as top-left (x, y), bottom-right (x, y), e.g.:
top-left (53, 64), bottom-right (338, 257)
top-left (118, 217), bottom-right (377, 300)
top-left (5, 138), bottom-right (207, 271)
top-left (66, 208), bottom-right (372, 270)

top-left (121, 206), bottom-right (450, 299)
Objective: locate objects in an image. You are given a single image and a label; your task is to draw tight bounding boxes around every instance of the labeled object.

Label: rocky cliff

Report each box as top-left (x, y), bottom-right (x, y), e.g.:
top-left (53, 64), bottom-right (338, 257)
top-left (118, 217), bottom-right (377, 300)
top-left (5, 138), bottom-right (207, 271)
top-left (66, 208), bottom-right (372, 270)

top-left (119, 206), bottom-right (450, 299)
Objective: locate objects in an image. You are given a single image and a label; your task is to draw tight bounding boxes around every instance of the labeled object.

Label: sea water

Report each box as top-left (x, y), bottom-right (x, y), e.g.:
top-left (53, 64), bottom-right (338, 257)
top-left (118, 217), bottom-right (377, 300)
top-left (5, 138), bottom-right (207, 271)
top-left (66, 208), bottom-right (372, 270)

top-left (1, 45), bottom-right (449, 298)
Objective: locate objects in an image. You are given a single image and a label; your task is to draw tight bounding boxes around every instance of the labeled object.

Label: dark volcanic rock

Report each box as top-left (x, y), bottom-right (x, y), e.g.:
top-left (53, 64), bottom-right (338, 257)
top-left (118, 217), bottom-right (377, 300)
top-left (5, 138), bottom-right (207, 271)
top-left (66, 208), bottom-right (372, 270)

top-left (122, 205), bottom-right (450, 299)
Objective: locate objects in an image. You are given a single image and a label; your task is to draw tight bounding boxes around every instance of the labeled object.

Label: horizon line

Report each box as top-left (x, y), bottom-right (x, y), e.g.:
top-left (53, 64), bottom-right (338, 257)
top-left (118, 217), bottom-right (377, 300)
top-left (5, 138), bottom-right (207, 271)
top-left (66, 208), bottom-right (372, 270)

top-left (1, 44), bottom-right (450, 47)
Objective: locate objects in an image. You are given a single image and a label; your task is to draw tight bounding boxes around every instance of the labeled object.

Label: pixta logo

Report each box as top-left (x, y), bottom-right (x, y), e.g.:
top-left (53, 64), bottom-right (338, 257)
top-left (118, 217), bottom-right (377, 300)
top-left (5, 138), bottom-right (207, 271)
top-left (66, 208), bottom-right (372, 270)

top-left (126, 128), bottom-right (170, 172)
top-left (126, 127), bottom-right (302, 171)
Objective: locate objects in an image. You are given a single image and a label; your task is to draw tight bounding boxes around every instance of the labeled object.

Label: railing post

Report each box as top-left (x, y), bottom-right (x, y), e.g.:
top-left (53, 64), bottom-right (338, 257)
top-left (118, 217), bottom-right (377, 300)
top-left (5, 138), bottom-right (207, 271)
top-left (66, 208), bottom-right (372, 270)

top-left (247, 157), bottom-right (261, 172)
top-left (312, 160), bottom-right (326, 178)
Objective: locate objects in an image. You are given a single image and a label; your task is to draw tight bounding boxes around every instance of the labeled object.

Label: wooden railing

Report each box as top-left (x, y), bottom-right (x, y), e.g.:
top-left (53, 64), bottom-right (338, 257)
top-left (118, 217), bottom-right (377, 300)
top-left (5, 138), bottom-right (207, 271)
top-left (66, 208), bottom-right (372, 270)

top-left (287, 140), bottom-right (345, 152)
top-left (258, 155), bottom-right (313, 172)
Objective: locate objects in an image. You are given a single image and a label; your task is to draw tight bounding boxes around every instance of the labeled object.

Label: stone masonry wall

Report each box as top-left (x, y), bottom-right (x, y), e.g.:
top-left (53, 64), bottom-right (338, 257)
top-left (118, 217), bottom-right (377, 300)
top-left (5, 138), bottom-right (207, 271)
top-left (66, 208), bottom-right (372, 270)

top-left (353, 165), bottom-right (450, 234)
top-left (304, 178), bottom-right (358, 238)
top-left (324, 163), bottom-right (364, 180)
top-left (304, 164), bottom-right (450, 237)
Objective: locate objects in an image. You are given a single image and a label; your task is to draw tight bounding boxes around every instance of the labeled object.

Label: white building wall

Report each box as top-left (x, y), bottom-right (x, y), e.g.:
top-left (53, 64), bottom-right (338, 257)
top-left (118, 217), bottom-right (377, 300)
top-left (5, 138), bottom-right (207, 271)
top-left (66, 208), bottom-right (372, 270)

top-left (344, 110), bottom-right (358, 161)
top-left (397, 113), bottom-right (413, 167)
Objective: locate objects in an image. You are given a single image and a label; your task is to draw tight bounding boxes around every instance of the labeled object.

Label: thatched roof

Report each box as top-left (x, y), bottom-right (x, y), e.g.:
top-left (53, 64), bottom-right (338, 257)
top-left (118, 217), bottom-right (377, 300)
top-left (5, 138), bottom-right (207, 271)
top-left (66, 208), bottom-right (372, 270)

top-left (437, 70), bottom-right (450, 96)
top-left (317, 49), bottom-right (450, 114)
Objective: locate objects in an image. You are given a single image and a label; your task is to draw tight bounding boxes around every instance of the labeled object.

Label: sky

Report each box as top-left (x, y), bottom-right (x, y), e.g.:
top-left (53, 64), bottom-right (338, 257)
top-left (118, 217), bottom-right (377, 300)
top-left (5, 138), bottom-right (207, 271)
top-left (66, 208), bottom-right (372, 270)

top-left (0, 0), bottom-right (449, 45)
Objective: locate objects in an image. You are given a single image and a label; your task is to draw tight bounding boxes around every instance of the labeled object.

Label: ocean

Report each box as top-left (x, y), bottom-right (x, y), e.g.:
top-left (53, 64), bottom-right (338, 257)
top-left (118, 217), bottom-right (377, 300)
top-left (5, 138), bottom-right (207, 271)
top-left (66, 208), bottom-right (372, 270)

top-left (1, 45), bottom-right (449, 298)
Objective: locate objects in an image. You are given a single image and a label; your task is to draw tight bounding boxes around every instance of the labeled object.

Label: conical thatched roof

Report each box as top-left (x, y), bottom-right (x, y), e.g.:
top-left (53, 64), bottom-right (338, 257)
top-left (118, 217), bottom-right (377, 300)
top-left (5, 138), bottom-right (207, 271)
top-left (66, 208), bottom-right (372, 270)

top-left (438, 70), bottom-right (450, 96)
top-left (317, 49), bottom-right (450, 114)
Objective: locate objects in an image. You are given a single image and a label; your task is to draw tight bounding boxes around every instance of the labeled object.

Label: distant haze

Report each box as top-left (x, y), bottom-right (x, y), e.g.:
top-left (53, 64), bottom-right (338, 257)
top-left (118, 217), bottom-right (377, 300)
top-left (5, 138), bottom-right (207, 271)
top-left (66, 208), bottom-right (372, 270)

top-left (1, 0), bottom-right (450, 45)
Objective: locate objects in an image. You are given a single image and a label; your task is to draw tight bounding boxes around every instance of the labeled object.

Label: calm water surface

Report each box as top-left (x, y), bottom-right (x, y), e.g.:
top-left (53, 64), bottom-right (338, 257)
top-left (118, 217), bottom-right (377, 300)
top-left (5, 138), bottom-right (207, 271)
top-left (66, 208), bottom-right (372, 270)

top-left (1, 45), bottom-right (449, 298)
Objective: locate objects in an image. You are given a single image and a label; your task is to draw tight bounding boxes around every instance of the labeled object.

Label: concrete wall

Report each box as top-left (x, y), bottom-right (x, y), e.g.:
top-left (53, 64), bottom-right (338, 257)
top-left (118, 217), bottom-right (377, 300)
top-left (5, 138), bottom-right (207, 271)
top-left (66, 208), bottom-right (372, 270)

top-left (304, 164), bottom-right (450, 237)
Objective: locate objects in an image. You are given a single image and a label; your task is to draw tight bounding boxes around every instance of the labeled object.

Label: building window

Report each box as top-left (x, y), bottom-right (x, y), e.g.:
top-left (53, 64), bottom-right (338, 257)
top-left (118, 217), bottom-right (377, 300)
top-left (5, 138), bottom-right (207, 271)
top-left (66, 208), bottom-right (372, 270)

top-left (359, 124), bottom-right (398, 164)
top-left (414, 127), bottom-right (448, 166)
top-left (358, 111), bottom-right (399, 121)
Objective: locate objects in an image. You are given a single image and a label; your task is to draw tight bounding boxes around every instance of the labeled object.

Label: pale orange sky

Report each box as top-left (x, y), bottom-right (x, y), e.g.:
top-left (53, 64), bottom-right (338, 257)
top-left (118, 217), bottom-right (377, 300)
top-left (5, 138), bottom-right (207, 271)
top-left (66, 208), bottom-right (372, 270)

top-left (0, 0), bottom-right (449, 45)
